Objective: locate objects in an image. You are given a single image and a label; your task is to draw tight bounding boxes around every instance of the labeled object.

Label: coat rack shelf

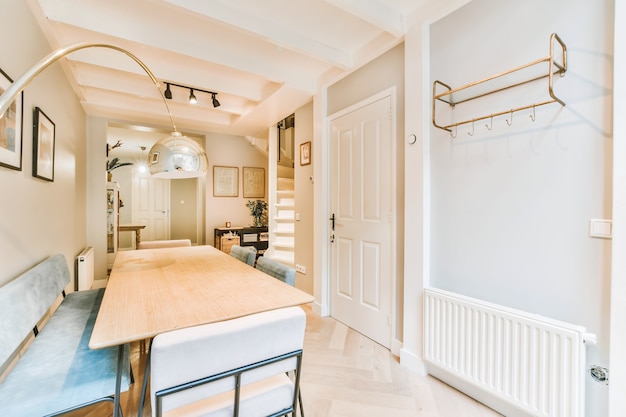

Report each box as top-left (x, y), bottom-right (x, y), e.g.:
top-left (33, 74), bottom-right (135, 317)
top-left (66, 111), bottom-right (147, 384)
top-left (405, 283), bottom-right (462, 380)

top-left (432, 33), bottom-right (567, 135)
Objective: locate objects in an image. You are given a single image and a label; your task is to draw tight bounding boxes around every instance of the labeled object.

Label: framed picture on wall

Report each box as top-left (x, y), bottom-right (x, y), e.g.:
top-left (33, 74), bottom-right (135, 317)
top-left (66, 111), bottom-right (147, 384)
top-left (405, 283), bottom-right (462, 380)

top-left (32, 107), bottom-right (55, 182)
top-left (243, 166), bottom-right (265, 198)
top-left (0, 68), bottom-right (24, 171)
top-left (300, 141), bottom-right (311, 166)
top-left (213, 165), bottom-right (238, 197)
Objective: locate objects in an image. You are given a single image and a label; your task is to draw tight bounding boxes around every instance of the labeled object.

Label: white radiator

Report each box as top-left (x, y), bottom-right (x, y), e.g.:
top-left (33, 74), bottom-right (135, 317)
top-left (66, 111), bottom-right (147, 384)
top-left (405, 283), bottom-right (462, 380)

top-left (77, 246), bottom-right (95, 291)
top-left (423, 287), bottom-right (596, 417)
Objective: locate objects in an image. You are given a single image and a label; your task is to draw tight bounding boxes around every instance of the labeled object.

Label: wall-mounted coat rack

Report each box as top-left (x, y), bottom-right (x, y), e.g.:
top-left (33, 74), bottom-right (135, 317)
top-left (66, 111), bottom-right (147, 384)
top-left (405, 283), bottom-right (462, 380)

top-left (432, 33), bottom-right (567, 136)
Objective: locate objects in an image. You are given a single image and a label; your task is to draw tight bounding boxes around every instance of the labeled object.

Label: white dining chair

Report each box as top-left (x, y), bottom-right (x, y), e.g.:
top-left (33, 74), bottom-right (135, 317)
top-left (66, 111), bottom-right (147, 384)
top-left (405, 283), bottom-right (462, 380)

top-left (149, 306), bottom-right (306, 417)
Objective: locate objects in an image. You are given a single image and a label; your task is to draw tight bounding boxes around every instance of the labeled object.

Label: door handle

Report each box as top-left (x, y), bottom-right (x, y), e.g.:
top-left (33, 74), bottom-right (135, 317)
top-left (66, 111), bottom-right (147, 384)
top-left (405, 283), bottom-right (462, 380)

top-left (329, 213), bottom-right (335, 231)
top-left (162, 209), bottom-right (169, 217)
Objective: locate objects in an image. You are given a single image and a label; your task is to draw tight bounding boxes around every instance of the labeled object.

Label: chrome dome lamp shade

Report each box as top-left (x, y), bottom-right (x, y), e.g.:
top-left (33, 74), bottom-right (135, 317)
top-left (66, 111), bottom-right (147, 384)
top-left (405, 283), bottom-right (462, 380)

top-left (148, 132), bottom-right (208, 179)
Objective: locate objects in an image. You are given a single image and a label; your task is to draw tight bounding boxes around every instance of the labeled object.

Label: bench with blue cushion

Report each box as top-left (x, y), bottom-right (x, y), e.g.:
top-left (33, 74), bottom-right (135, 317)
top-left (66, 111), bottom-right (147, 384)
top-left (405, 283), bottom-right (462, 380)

top-left (0, 254), bottom-right (131, 417)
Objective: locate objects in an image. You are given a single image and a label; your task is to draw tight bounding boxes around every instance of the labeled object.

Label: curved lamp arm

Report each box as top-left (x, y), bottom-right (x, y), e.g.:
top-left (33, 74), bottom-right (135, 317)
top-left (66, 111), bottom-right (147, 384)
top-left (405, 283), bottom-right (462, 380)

top-left (0, 42), bottom-right (178, 134)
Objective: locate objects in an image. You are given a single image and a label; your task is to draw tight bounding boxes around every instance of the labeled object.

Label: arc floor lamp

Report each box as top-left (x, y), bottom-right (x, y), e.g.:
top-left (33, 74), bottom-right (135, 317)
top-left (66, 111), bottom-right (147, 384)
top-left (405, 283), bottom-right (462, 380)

top-left (0, 42), bottom-right (208, 179)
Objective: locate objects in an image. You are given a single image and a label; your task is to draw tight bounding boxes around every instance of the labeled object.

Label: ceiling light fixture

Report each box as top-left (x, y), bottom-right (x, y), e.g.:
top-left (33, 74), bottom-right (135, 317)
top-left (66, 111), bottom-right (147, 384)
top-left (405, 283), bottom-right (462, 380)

top-left (0, 42), bottom-right (209, 180)
top-left (162, 82), bottom-right (220, 108)
top-left (138, 146), bottom-right (147, 173)
top-left (188, 89), bottom-right (197, 104)
top-left (211, 93), bottom-right (221, 108)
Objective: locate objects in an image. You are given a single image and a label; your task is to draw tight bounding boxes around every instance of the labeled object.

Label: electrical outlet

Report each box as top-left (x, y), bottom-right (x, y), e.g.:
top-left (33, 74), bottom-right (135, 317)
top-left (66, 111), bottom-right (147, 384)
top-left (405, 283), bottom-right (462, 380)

top-left (295, 264), bottom-right (306, 274)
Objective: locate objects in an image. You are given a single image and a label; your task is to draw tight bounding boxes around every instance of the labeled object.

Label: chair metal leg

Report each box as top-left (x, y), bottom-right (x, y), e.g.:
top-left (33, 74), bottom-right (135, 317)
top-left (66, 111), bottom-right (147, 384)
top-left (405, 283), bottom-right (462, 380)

top-left (138, 339), bottom-right (153, 417)
top-left (298, 390), bottom-right (305, 417)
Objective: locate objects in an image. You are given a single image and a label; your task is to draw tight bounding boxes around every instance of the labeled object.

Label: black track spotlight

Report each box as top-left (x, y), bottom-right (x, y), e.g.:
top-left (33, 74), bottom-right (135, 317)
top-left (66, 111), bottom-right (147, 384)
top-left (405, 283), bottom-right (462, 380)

top-left (211, 93), bottom-right (220, 108)
top-left (163, 82), bottom-right (219, 108)
top-left (188, 89), bottom-right (197, 104)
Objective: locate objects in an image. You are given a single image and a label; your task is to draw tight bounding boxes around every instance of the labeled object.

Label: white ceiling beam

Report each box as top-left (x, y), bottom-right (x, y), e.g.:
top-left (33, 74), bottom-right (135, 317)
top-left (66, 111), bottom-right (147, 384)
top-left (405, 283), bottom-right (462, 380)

top-left (165, 0), bottom-right (353, 69)
top-left (36, 0), bottom-right (334, 93)
top-left (324, 0), bottom-right (405, 37)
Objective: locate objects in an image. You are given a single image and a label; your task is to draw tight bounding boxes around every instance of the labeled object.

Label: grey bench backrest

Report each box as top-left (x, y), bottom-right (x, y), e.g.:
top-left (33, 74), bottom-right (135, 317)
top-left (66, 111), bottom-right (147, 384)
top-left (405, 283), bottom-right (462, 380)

top-left (0, 254), bottom-right (70, 366)
top-left (255, 256), bottom-right (296, 286)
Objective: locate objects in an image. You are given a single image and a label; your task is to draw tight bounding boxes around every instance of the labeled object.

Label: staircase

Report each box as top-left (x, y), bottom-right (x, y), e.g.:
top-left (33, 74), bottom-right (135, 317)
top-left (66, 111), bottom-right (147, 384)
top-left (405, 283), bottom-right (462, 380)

top-left (271, 177), bottom-right (295, 265)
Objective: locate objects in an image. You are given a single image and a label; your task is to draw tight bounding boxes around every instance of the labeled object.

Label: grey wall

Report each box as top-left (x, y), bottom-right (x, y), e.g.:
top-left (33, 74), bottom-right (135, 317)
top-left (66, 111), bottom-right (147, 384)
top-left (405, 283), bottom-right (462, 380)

top-left (428, 0), bottom-right (613, 414)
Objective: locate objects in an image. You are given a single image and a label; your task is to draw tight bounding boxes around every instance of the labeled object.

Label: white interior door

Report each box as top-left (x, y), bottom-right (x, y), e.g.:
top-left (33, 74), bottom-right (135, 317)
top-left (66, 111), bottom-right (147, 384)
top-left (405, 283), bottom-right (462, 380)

top-left (133, 173), bottom-right (170, 242)
top-left (330, 95), bottom-right (393, 348)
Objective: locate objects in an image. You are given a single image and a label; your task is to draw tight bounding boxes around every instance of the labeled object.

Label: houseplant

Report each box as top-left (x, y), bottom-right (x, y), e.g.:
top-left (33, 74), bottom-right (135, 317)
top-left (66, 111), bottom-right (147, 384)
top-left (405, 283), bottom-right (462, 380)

top-left (246, 200), bottom-right (268, 227)
top-left (107, 157), bottom-right (133, 181)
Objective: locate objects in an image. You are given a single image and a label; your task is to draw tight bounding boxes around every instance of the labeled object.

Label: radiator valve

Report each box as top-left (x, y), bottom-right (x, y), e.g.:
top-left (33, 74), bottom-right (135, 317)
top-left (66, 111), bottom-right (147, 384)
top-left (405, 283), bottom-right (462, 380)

top-left (588, 365), bottom-right (609, 385)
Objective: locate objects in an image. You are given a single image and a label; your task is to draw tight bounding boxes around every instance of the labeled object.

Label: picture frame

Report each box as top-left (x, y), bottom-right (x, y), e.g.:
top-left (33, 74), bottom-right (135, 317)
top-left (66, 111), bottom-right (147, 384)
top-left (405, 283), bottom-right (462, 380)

top-left (0, 68), bottom-right (23, 171)
top-left (32, 107), bottom-right (55, 182)
top-left (300, 141), bottom-right (311, 166)
top-left (213, 166), bottom-right (239, 197)
top-left (243, 166), bottom-right (265, 198)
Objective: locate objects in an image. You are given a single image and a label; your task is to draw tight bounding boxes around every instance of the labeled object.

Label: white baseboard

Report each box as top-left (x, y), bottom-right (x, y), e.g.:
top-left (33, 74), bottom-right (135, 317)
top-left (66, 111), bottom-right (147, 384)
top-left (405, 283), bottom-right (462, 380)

top-left (92, 279), bottom-right (108, 289)
top-left (400, 348), bottom-right (428, 375)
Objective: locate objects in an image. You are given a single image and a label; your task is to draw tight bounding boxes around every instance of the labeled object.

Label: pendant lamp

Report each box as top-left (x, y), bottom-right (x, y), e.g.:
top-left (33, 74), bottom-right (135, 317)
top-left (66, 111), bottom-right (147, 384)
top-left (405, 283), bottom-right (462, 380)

top-left (148, 132), bottom-right (208, 179)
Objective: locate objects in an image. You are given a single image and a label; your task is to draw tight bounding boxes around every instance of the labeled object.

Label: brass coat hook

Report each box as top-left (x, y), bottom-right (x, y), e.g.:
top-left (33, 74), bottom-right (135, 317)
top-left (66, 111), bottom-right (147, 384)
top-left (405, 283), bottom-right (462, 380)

top-left (450, 125), bottom-right (457, 139)
top-left (485, 115), bottom-right (493, 130)
top-left (530, 104), bottom-right (536, 121)
top-left (467, 120), bottom-right (475, 136)
top-left (506, 109), bottom-right (514, 126)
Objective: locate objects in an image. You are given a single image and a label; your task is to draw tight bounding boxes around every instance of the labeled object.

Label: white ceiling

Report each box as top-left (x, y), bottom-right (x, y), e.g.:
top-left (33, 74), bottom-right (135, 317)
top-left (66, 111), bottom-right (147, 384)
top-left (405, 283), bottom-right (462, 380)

top-left (27, 0), bottom-right (428, 141)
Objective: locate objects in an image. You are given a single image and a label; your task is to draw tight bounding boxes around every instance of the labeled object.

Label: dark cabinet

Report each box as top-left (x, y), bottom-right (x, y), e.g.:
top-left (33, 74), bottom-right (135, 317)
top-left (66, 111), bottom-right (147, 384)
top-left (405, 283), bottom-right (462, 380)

top-left (214, 226), bottom-right (268, 255)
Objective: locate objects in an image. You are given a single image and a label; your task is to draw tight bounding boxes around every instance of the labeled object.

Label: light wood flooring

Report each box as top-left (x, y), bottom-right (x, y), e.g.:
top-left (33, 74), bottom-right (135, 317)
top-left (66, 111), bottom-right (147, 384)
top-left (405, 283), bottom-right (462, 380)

top-left (68, 305), bottom-right (502, 417)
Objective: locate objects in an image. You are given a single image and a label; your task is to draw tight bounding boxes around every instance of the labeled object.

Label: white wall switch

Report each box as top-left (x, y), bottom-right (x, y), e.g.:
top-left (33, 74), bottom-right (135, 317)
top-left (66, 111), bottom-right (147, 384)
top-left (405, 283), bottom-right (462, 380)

top-left (589, 219), bottom-right (612, 239)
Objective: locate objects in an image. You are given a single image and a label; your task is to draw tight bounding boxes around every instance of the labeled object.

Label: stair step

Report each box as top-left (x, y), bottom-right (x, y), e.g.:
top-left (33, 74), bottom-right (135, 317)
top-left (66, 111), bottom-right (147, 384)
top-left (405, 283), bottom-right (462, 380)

top-left (277, 178), bottom-right (294, 191)
top-left (276, 198), bottom-right (295, 206)
top-left (271, 252), bottom-right (295, 266)
top-left (274, 216), bottom-right (294, 222)
top-left (274, 241), bottom-right (294, 249)
top-left (273, 228), bottom-right (294, 235)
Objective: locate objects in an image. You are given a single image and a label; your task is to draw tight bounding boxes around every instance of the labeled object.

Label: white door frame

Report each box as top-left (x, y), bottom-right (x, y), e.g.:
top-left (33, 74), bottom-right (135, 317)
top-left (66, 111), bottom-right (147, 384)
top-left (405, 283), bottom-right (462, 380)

top-left (319, 87), bottom-right (398, 350)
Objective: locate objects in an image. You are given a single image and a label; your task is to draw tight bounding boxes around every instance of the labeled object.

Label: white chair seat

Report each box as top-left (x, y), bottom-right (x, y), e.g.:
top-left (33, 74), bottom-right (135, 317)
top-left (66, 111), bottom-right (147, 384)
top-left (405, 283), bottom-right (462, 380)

top-left (150, 307), bottom-right (306, 417)
top-left (165, 374), bottom-right (292, 417)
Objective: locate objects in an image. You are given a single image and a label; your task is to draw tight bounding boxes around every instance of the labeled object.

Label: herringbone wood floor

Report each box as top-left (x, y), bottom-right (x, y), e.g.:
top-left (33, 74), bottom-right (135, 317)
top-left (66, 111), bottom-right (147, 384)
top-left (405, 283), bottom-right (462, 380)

top-left (68, 305), bottom-right (502, 417)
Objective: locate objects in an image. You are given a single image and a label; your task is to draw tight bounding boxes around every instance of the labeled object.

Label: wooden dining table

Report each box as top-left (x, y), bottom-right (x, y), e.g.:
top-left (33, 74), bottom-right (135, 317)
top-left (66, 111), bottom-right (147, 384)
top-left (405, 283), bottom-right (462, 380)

top-left (89, 245), bottom-right (314, 417)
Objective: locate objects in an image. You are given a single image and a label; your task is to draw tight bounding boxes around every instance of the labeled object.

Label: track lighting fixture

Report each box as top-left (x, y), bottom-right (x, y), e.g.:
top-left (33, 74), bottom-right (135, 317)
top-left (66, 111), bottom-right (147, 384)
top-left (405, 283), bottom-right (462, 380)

top-left (188, 89), bottom-right (197, 104)
top-left (211, 92), bottom-right (220, 108)
top-left (163, 82), bottom-right (220, 108)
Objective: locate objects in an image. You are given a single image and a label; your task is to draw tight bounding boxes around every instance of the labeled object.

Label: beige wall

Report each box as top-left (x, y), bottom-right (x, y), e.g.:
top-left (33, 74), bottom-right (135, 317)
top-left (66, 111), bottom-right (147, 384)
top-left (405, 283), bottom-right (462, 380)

top-left (294, 101), bottom-right (314, 294)
top-left (325, 44), bottom-right (406, 341)
top-left (86, 123), bottom-right (268, 278)
top-left (0, 0), bottom-right (86, 288)
top-left (204, 132), bottom-right (268, 243)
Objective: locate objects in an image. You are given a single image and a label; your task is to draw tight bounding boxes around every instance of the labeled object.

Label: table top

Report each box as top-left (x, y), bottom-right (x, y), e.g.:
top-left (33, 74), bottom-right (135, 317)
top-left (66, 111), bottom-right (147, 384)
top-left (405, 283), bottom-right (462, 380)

top-left (119, 225), bottom-right (146, 231)
top-left (89, 245), bottom-right (314, 349)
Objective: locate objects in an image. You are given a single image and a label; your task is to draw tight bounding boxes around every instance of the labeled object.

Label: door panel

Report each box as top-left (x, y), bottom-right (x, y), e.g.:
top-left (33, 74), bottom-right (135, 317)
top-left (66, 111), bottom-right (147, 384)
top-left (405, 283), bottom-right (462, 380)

top-left (337, 238), bottom-right (353, 297)
top-left (134, 173), bottom-right (170, 242)
top-left (330, 95), bottom-right (392, 348)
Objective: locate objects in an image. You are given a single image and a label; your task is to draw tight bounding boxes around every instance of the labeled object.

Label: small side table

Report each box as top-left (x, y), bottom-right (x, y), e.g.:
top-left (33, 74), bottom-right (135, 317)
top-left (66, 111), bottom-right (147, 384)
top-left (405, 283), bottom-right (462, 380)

top-left (119, 225), bottom-right (146, 249)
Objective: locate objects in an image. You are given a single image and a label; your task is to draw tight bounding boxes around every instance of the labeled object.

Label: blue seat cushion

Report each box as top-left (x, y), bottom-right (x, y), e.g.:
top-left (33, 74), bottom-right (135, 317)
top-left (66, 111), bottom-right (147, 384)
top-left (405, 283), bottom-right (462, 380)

top-left (0, 289), bottom-right (131, 417)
